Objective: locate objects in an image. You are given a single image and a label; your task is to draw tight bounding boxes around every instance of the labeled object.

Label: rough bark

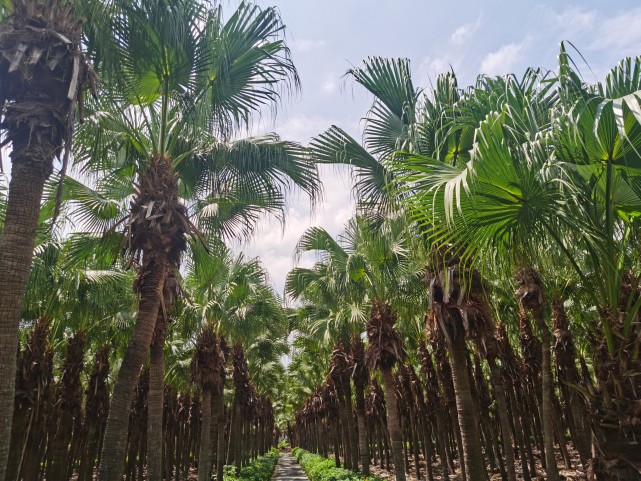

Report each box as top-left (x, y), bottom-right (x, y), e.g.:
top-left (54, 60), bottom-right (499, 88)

top-left (382, 368), bottom-right (406, 481)
top-left (198, 389), bottom-right (212, 481)
top-left (0, 4), bottom-right (95, 475)
top-left (533, 309), bottom-right (561, 481)
top-left (448, 332), bottom-right (487, 481)
top-left (0, 154), bottom-right (53, 481)
top-left (488, 358), bottom-right (517, 481)
top-left (216, 400), bottom-right (226, 481)
top-left (47, 333), bottom-right (85, 481)
top-left (98, 253), bottom-right (169, 481)
top-left (354, 384), bottom-right (370, 476)
top-left (79, 345), bottom-right (110, 481)
top-left (147, 312), bottom-right (166, 481)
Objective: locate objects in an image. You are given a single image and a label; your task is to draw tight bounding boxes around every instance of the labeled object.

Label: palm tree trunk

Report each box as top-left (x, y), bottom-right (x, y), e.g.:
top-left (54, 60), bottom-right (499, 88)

top-left (216, 401), bottom-right (227, 481)
top-left (47, 334), bottom-right (84, 481)
top-left (209, 389), bottom-right (220, 477)
top-left (487, 358), bottom-right (517, 481)
top-left (336, 386), bottom-right (352, 469)
top-left (331, 417), bottom-right (341, 468)
top-left (232, 401), bottom-right (242, 475)
top-left (98, 252), bottom-right (169, 481)
top-left (22, 334), bottom-right (52, 481)
top-left (343, 379), bottom-right (359, 471)
top-left (163, 388), bottom-right (177, 481)
top-left (447, 332), bottom-right (487, 481)
top-left (533, 309), bottom-right (560, 481)
top-left (198, 388), bottom-right (212, 481)
top-left (0, 158), bottom-right (53, 480)
top-left (381, 367), bottom-right (406, 481)
top-left (354, 385), bottom-right (369, 475)
top-left (147, 312), bottom-right (166, 481)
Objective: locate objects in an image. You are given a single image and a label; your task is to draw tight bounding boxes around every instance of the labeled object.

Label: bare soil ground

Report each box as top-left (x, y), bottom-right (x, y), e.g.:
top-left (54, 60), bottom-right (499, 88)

top-left (348, 446), bottom-right (587, 481)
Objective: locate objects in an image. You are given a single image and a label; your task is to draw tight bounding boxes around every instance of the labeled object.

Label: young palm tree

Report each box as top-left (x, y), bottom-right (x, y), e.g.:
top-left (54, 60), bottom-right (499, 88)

top-left (0, 2), bottom-right (95, 473)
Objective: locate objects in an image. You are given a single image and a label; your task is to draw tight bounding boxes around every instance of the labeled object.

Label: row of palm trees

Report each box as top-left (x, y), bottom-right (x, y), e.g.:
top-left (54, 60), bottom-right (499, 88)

top-left (282, 52), bottom-right (641, 481)
top-left (1, 1), bottom-right (641, 481)
top-left (6, 314), bottom-right (277, 481)
top-left (0, 0), bottom-right (318, 480)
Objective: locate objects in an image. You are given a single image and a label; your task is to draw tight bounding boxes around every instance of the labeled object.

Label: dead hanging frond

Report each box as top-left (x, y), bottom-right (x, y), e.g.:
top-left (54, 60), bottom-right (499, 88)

top-left (328, 341), bottom-right (349, 390)
top-left (232, 342), bottom-right (250, 403)
top-left (0, 0), bottom-right (99, 226)
top-left (365, 376), bottom-right (387, 422)
top-left (515, 265), bottom-right (544, 311)
top-left (190, 325), bottom-right (219, 391)
top-left (350, 335), bottom-right (369, 390)
top-left (365, 300), bottom-right (406, 370)
top-left (127, 155), bottom-right (187, 263)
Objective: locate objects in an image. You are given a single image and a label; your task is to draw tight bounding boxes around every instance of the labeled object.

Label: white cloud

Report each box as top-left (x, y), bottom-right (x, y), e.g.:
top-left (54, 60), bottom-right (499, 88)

top-left (451, 12), bottom-right (483, 46)
top-left (238, 166), bottom-right (356, 294)
top-left (418, 56), bottom-right (456, 80)
top-left (267, 114), bottom-right (359, 145)
top-left (290, 38), bottom-right (326, 53)
top-left (480, 40), bottom-right (530, 76)
top-left (546, 6), bottom-right (597, 39)
top-left (590, 7), bottom-right (641, 55)
top-left (271, 115), bottom-right (334, 144)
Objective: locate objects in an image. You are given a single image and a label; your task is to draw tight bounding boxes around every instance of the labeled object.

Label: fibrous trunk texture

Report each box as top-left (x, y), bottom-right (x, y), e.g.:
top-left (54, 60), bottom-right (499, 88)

top-left (99, 155), bottom-right (186, 481)
top-left (0, 5), bottom-right (94, 476)
top-left (382, 368), bottom-right (406, 481)
top-left (147, 312), bottom-right (167, 481)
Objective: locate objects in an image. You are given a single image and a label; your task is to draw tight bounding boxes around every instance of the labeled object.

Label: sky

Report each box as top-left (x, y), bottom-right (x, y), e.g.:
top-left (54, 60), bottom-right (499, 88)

top-left (235, 0), bottom-right (641, 296)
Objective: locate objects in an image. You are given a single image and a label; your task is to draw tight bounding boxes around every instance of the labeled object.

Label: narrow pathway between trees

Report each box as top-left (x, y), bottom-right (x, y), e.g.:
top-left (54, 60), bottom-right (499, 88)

top-left (272, 452), bottom-right (309, 481)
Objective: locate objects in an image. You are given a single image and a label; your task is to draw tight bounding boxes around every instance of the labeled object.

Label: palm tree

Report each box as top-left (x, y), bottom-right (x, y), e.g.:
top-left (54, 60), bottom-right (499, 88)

top-left (182, 239), bottom-right (288, 478)
top-left (0, 2), bottom-right (95, 474)
top-left (289, 215), bottom-right (425, 481)
top-left (190, 325), bottom-right (221, 481)
top-left (286, 226), bottom-right (368, 471)
top-left (396, 48), bottom-right (641, 480)
top-left (309, 57), bottom-right (422, 216)
top-left (394, 66), bottom-right (565, 481)
top-left (309, 58), bottom-right (500, 480)
top-left (68, 1), bottom-right (319, 479)
top-left (3, 201), bottom-right (139, 481)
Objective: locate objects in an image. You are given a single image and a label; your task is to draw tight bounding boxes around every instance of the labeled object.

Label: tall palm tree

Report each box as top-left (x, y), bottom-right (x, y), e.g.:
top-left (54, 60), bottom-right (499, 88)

top-left (395, 66), bottom-right (564, 481)
top-left (309, 57), bottom-right (421, 216)
top-left (288, 215), bottom-right (425, 481)
top-left (309, 58), bottom-right (498, 480)
top-left (396, 48), bottom-right (641, 480)
top-left (182, 239), bottom-right (287, 479)
top-left (70, 1), bottom-right (319, 479)
top-left (0, 2), bottom-right (95, 474)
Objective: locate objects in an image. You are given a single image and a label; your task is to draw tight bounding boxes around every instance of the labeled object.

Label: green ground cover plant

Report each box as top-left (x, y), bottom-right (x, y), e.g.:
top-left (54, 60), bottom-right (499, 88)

top-left (224, 448), bottom-right (280, 481)
top-left (292, 448), bottom-right (386, 481)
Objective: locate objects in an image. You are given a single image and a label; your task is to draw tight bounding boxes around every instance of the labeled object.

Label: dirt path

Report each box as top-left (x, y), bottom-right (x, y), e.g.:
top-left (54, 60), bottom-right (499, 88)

top-left (272, 452), bottom-right (309, 481)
